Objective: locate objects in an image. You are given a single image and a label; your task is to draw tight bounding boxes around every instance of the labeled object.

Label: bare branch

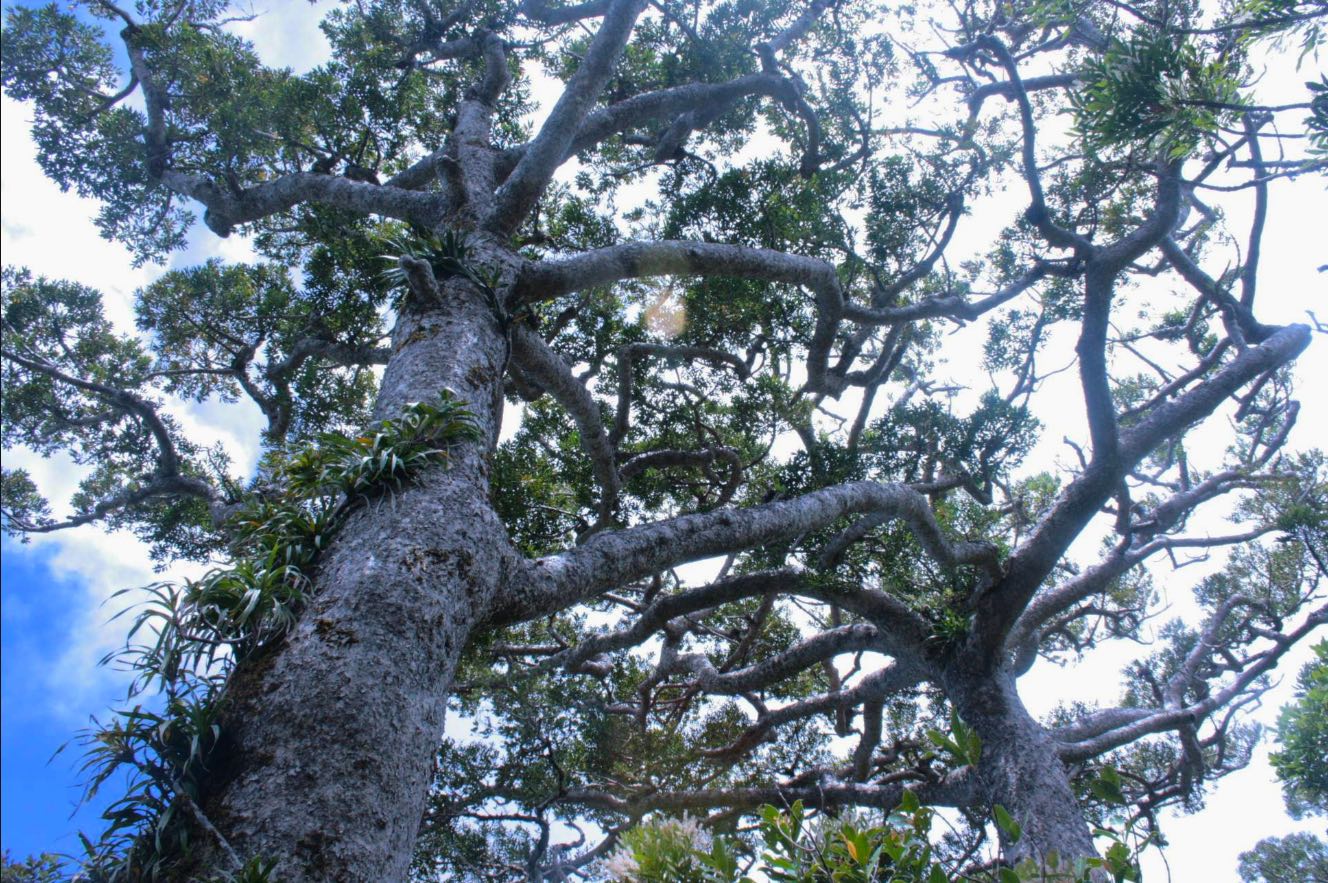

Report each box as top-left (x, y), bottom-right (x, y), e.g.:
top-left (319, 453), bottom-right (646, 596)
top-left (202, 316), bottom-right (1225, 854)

top-left (1057, 603), bottom-right (1328, 762)
top-left (513, 239), bottom-right (853, 393)
top-left (510, 326), bottom-right (622, 521)
top-left (1160, 237), bottom-right (1275, 345)
top-left (487, 0), bottom-right (650, 233)
top-left (843, 261), bottom-right (1052, 327)
top-left (971, 323), bottom-right (1312, 662)
top-left (966, 72), bottom-right (1082, 114)
top-left (550, 570), bottom-right (798, 673)
top-left (612, 341), bottom-right (748, 445)
top-left (963, 36), bottom-right (1093, 255)
top-left (619, 446), bottom-right (743, 505)
top-left (760, 0), bottom-right (835, 57)
top-left (498, 479), bottom-right (999, 624)
top-left (671, 623), bottom-right (882, 695)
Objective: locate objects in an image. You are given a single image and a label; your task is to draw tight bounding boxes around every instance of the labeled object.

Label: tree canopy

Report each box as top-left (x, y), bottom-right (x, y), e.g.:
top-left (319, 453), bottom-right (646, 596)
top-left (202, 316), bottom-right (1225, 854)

top-left (1238, 831), bottom-right (1328, 883)
top-left (1270, 639), bottom-right (1328, 818)
top-left (1236, 640), bottom-right (1328, 883)
top-left (1, 0), bottom-right (1326, 880)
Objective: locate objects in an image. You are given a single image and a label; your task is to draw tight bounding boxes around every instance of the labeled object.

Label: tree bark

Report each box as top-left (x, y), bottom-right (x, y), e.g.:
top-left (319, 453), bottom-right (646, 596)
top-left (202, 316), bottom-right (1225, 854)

top-left (946, 668), bottom-right (1098, 868)
top-left (186, 262), bottom-right (516, 881)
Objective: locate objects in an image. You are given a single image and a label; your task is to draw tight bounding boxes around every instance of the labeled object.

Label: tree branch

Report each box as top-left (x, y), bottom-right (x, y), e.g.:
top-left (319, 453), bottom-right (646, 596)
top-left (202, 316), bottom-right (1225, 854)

top-left (965, 36), bottom-right (1093, 255)
top-left (119, 28), bottom-right (446, 235)
top-left (510, 326), bottom-right (622, 521)
top-left (1, 348), bottom-right (220, 528)
top-left (970, 323), bottom-right (1311, 663)
top-left (497, 479), bottom-right (999, 625)
top-left (513, 239), bottom-right (851, 393)
top-left (1057, 602), bottom-right (1328, 762)
top-left (487, 0), bottom-right (649, 234)
top-left (558, 768), bottom-right (974, 815)
top-left (612, 341), bottom-right (748, 445)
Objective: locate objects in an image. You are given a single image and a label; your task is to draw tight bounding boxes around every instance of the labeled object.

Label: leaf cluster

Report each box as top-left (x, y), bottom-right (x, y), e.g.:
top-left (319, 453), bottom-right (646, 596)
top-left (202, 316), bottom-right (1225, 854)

top-left (1270, 640), bottom-right (1328, 818)
top-left (604, 780), bottom-right (1150, 882)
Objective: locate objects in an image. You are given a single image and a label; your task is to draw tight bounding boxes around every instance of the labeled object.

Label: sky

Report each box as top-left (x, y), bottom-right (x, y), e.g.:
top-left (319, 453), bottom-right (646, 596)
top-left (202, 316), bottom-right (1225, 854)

top-left (1, 1), bottom-right (1326, 878)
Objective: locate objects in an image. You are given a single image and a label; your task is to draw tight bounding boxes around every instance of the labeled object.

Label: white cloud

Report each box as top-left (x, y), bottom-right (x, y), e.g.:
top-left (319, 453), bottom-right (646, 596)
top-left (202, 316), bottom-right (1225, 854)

top-left (225, 3), bottom-right (333, 73)
top-left (0, 91), bottom-right (260, 724)
top-left (1, 98), bottom-right (157, 333)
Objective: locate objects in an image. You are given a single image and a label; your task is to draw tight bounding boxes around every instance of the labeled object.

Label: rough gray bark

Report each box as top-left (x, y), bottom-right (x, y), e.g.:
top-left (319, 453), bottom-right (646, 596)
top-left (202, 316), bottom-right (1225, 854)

top-left (947, 668), bottom-right (1099, 866)
top-left (189, 265), bottom-right (519, 882)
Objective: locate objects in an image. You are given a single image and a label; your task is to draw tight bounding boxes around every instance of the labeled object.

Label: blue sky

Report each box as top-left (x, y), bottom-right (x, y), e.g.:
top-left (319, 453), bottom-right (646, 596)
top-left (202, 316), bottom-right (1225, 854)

top-left (2, 540), bottom-right (119, 858)
top-left (0, 1), bottom-right (323, 862)
top-left (1, 0), bottom-right (1325, 876)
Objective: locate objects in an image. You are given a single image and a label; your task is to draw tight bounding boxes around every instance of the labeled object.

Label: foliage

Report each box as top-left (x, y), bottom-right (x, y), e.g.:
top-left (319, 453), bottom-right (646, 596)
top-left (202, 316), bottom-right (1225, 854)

top-left (1, 257), bottom-right (392, 560)
top-left (0, 853), bottom-right (64, 883)
top-left (2, 0), bottom-right (1326, 877)
top-left (604, 785), bottom-right (1151, 883)
top-left (1073, 30), bottom-right (1243, 159)
top-left (605, 814), bottom-right (739, 882)
top-left (1238, 831), bottom-right (1328, 883)
top-left (925, 712), bottom-right (983, 770)
top-left (134, 258), bottom-right (385, 443)
top-left (380, 228), bottom-right (508, 318)
top-left (1270, 640), bottom-right (1328, 818)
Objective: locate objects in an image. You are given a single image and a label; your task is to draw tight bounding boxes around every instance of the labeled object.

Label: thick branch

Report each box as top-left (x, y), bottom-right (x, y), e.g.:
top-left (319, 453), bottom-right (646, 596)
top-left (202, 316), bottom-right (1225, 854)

top-left (451, 32), bottom-right (510, 217)
top-left (512, 240), bottom-right (850, 393)
top-left (162, 170), bottom-right (445, 237)
top-left (520, 0), bottom-right (611, 25)
top-left (510, 326), bottom-right (622, 519)
top-left (558, 768), bottom-right (973, 815)
top-left (497, 479), bottom-right (999, 624)
top-left (514, 240), bottom-right (840, 304)
top-left (487, 0), bottom-right (649, 233)
top-left (1076, 267), bottom-right (1121, 463)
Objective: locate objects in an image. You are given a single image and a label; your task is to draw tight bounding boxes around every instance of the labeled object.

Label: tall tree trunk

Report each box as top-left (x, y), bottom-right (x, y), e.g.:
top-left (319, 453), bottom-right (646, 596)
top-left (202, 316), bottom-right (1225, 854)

top-left (187, 267), bottom-right (515, 881)
top-left (947, 668), bottom-right (1098, 869)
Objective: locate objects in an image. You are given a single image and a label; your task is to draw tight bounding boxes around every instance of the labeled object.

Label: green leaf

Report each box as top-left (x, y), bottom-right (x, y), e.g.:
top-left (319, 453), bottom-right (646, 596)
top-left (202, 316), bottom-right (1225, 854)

top-left (993, 804), bottom-right (1022, 844)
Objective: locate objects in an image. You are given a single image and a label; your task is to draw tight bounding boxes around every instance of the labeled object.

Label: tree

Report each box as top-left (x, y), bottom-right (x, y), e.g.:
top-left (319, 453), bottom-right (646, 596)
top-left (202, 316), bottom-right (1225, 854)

top-left (0, 853), bottom-right (64, 883)
top-left (1, 0), bottom-right (1326, 880)
top-left (1238, 832), bottom-right (1328, 883)
top-left (1236, 641), bottom-right (1328, 883)
top-left (1271, 639), bottom-right (1328, 817)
